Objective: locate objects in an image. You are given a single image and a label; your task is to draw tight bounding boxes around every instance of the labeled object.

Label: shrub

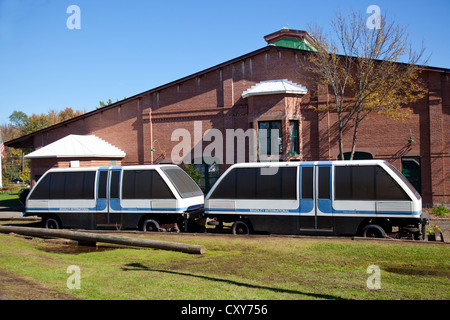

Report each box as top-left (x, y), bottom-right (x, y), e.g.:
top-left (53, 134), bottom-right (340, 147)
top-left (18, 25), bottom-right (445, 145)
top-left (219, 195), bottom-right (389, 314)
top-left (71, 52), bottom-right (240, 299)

top-left (183, 164), bottom-right (202, 185)
top-left (427, 225), bottom-right (441, 236)
top-left (431, 205), bottom-right (450, 217)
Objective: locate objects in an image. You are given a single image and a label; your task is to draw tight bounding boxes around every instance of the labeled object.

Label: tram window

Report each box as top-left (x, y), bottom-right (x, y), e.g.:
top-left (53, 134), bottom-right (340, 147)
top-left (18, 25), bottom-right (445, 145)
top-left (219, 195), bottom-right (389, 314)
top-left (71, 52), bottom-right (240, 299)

top-left (236, 168), bottom-right (257, 199)
top-left (256, 167), bottom-right (296, 199)
top-left (280, 167), bottom-right (297, 199)
top-left (98, 171), bottom-right (108, 199)
top-left (301, 167), bottom-right (313, 199)
top-left (122, 170), bottom-right (174, 199)
top-left (335, 165), bottom-right (409, 201)
top-left (123, 170), bottom-right (152, 199)
top-left (65, 172), bottom-right (83, 199)
top-left (64, 172), bottom-right (95, 199)
top-left (162, 167), bottom-right (202, 198)
top-left (83, 172), bottom-right (96, 199)
top-left (210, 167), bottom-right (297, 200)
top-left (110, 171), bottom-right (120, 198)
top-left (318, 167), bottom-right (330, 199)
top-left (375, 166), bottom-right (409, 200)
top-left (256, 169), bottom-right (275, 198)
top-left (136, 170), bottom-right (152, 198)
top-left (352, 166), bottom-right (375, 200)
top-left (122, 171), bottom-right (134, 199)
top-left (335, 166), bottom-right (375, 200)
top-left (209, 169), bottom-right (236, 199)
top-left (51, 172), bottom-right (65, 199)
top-left (30, 171), bottom-right (95, 200)
top-left (29, 174), bottom-right (51, 199)
top-left (151, 171), bottom-right (175, 199)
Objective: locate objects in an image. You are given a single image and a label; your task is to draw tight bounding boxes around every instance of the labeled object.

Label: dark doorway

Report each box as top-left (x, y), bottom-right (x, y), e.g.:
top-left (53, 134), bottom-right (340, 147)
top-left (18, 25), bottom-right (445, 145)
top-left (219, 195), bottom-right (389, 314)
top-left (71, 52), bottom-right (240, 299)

top-left (194, 160), bottom-right (220, 193)
top-left (401, 157), bottom-right (422, 195)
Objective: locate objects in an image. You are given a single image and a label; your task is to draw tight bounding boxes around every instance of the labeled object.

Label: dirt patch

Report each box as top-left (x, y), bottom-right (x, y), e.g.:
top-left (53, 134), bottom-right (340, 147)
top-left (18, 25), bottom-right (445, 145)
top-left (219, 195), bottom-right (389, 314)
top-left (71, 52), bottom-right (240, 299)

top-left (40, 238), bottom-right (116, 255)
top-left (385, 267), bottom-right (450, 278)
top-left (0, 268), bottom-right (79, 300)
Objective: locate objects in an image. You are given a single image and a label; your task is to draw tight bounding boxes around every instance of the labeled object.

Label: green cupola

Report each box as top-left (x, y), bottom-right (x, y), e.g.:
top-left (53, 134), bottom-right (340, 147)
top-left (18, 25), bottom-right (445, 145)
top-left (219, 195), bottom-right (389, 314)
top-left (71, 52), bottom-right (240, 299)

top-left (264, 28), bottom-right (317, 51)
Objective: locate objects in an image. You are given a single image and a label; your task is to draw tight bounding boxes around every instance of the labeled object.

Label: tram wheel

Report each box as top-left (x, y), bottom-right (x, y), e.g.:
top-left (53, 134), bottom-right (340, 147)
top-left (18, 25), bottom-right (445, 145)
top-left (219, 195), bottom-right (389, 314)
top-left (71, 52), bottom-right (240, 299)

top-left (231, 220), bottom-right (251, 235)
top-left (362, 224), bottom-right (386, 238)
top-left (142, 219), bottom-right (160, 232)
top-left (44, 217), bottom-right (61, 229)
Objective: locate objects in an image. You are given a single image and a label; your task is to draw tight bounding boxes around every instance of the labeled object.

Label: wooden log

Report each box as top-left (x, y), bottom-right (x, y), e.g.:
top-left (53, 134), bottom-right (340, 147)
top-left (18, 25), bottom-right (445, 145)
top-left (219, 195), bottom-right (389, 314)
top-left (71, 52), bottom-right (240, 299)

top-left (0, 226), bottom-right (205, 255)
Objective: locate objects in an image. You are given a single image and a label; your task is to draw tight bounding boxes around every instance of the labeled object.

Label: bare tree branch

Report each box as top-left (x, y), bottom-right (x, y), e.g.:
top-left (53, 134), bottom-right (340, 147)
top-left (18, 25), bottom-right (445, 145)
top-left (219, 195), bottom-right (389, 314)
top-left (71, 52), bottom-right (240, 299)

top-left (307, 8), bottom-right (427, 160)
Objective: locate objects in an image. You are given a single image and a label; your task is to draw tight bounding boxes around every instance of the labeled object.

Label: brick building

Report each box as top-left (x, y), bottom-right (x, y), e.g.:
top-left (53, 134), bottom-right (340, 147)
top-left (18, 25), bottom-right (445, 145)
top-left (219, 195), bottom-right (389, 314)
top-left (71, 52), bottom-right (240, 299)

top-left (6, 29), bottom-right (450, 206)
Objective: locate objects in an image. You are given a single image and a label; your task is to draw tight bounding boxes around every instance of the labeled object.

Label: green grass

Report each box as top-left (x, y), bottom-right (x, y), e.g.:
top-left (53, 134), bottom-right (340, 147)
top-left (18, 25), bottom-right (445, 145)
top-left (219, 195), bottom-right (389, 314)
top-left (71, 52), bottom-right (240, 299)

top-left (0, 188), bottom-right (24, 207)
top-left (0, 232), bottom-right (448, 300)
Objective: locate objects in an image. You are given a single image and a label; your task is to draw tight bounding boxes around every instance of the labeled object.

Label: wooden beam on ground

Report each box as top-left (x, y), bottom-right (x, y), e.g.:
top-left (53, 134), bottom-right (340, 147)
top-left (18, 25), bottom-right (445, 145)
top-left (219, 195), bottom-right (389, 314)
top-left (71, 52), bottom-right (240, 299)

top-left (0, 226), bottom-right (205, 255)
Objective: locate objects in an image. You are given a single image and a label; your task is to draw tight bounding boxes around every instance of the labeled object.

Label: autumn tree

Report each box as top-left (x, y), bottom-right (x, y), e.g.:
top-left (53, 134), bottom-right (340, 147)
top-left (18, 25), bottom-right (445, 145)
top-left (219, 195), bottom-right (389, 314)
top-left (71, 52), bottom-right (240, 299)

top-left (8, 107), bottom-right (84, 136)
top-left (307, 9), bottom-right (427, 160)
top-left (56, 107), bottom-right (84, 122)
top-left (1, 107), bottom-right (84, 183)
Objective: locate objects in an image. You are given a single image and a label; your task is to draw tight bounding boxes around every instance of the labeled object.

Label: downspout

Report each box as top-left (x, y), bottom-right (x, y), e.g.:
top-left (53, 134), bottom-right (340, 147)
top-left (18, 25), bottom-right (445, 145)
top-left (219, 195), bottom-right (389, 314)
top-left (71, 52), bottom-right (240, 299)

top-left (150, 101), bottom-right (153, 164)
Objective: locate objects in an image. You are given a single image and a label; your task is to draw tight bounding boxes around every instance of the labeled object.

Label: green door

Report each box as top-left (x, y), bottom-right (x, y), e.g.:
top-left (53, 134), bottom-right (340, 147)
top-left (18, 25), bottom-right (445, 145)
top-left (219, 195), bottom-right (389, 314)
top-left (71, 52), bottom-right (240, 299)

top-left (401, 157), bottom-right (422, 195)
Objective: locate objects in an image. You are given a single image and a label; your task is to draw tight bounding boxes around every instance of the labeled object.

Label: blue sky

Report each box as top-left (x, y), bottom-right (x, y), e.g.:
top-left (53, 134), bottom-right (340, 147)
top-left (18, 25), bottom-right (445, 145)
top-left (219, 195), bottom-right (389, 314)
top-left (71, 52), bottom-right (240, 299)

top-left (0, 0), bottom-right (449, 126)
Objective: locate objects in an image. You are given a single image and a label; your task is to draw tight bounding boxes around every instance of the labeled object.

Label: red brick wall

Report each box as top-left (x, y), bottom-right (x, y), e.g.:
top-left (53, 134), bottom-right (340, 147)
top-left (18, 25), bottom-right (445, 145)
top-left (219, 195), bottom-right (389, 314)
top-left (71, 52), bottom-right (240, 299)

top-left (28, 46), bottom-right (449, 205)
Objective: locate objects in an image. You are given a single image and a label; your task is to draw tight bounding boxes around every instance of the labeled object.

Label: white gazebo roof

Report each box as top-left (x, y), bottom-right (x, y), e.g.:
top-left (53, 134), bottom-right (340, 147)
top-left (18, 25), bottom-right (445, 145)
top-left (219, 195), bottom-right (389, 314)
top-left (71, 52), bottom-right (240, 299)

top-left (25, 134), bottom-right (126, 159)
top-left (242, 79), bottom-right (308, 99)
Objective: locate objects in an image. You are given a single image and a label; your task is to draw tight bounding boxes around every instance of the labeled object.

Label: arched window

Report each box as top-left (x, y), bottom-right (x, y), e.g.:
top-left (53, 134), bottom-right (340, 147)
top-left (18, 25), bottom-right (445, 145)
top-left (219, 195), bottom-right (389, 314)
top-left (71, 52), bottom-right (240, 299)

top-left (342, 152), bottom-right (373, 160)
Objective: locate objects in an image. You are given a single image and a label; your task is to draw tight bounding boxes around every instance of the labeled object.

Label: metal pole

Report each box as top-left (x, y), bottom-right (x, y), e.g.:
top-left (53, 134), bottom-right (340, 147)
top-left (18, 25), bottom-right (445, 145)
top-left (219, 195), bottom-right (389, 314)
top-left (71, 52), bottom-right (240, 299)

top-left (0, 152), bottom-right (2, 188)
top-left (0, 132), bottom-right (3, 188)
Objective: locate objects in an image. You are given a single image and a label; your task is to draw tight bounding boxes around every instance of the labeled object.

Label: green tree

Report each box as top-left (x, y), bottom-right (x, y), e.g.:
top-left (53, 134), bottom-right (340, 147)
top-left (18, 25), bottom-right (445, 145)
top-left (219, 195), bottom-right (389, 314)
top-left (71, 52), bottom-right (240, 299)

top-left (9, 111), bottom-right (28, 128)
top-left (99, 99), bottom-right (114, 108)
top-left (98, 97), bottom-right (127, 109)
top-left (183, 164), bottom-right (201, 185)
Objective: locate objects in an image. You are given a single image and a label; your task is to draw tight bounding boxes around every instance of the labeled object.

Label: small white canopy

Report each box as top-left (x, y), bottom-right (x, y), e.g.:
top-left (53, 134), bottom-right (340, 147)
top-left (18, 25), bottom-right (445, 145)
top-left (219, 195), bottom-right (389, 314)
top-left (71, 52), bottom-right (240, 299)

top-left (242, 79), bottom-right (308, 99)
top-left (25, 134), bottom-right (126, 159)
